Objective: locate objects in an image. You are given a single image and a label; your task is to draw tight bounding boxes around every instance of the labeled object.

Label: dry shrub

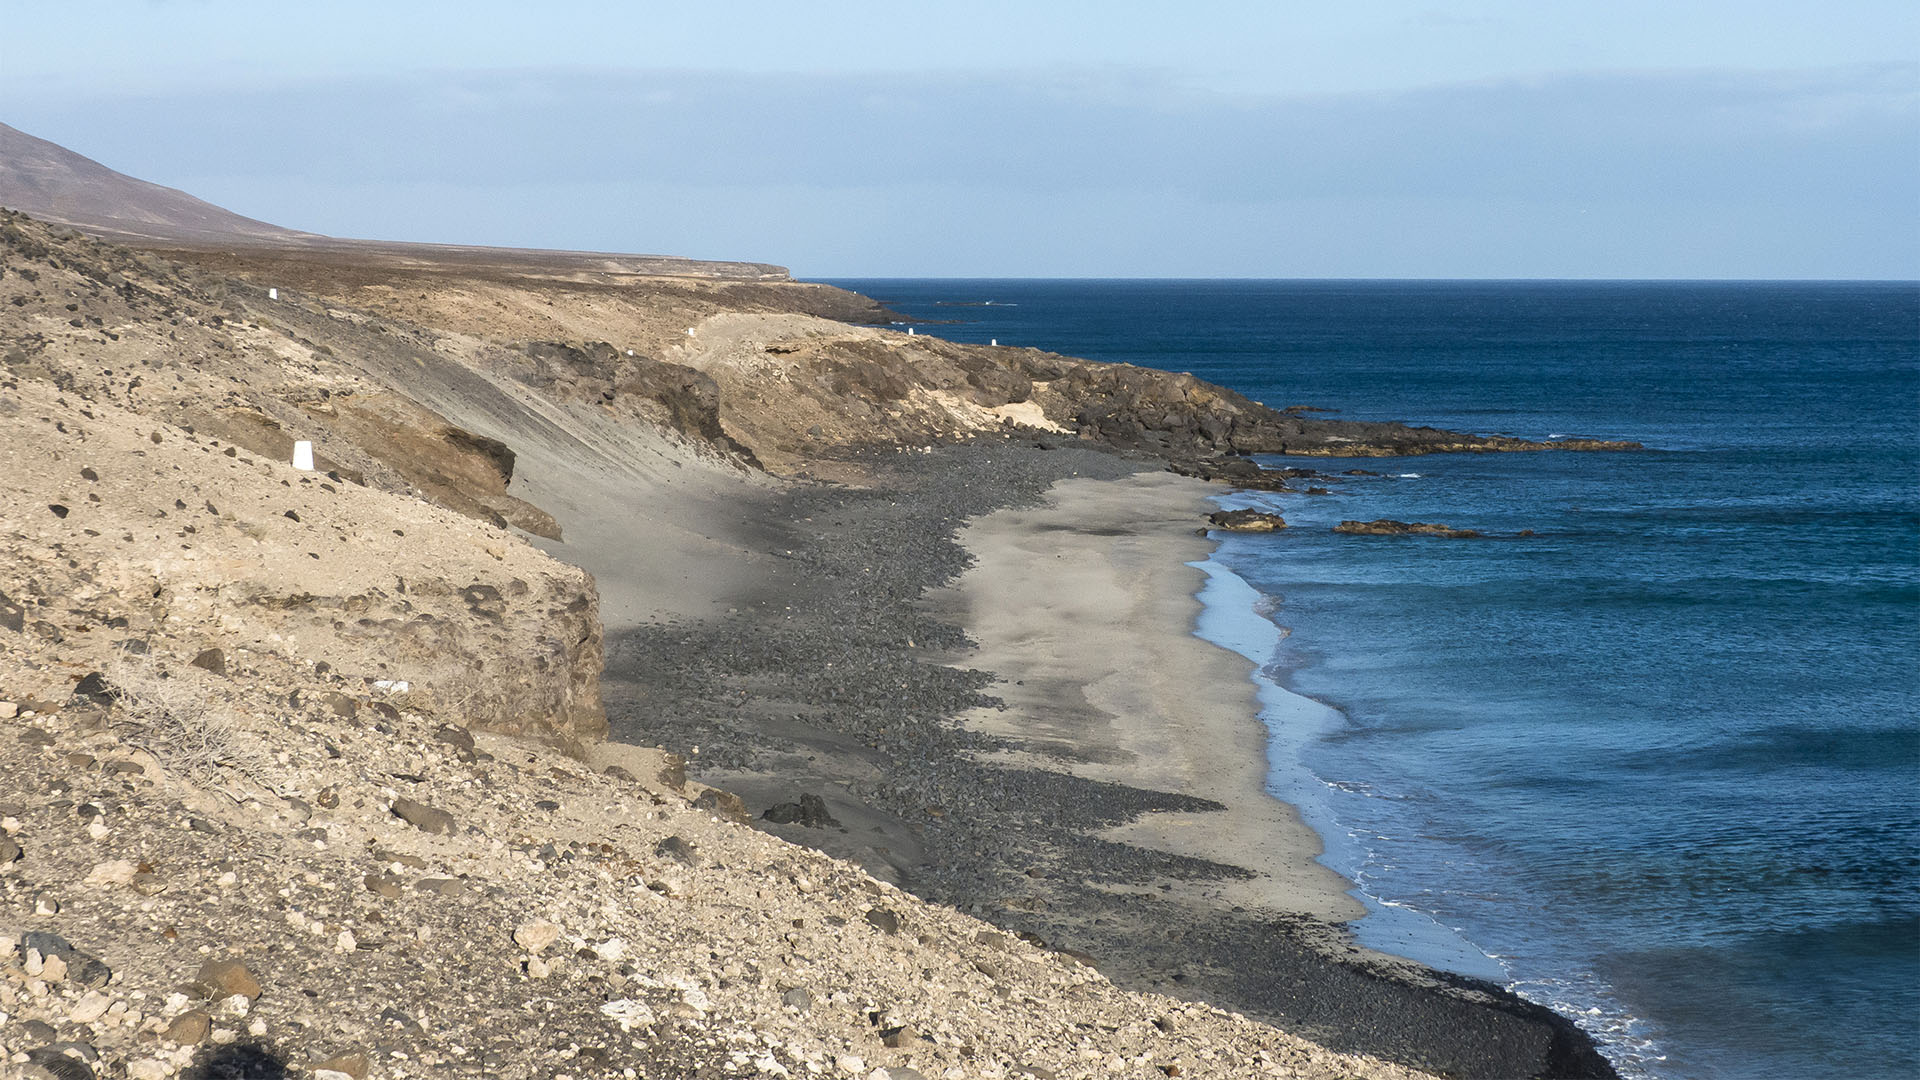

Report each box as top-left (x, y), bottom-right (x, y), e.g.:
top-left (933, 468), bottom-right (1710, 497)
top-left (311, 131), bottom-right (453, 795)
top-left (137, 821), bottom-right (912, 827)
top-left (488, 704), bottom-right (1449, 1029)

top-left (104, 650), bottom-right (278, 795)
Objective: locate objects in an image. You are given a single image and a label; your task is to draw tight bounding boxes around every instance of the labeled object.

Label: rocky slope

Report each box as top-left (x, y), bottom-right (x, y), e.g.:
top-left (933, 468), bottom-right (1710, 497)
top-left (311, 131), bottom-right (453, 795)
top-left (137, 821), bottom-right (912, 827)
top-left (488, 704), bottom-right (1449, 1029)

top-left (0, 576), bottom-right (1435, 1080)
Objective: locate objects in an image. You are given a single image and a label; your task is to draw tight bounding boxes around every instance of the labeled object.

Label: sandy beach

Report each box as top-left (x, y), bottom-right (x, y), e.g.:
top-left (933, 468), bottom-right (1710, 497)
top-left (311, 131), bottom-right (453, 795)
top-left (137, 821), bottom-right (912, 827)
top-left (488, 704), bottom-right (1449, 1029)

top-left (937, 469), bottom-right (1366, 924)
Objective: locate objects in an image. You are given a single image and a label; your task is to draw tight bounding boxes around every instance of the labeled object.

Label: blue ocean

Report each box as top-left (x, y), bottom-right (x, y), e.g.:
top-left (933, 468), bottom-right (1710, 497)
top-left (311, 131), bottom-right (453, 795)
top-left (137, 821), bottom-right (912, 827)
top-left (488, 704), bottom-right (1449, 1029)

top-left (824, 279), bottom-right (1920, 1080)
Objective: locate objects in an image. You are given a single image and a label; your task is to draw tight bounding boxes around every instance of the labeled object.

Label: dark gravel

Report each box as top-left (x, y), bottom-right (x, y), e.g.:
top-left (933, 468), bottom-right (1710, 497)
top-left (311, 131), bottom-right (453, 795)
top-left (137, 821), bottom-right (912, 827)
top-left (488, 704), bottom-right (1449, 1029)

top-left (605, 439), bottom-right (1616, 1080)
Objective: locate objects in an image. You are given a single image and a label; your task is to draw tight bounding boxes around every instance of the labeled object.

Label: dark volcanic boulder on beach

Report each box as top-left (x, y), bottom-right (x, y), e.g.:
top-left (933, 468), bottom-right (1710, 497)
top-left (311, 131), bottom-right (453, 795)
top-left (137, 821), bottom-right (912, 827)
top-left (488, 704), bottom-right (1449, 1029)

top-left (1334, 519), bottom-right (1482, 539)
top-left (762, 793), bottom-right (842, 829)
top-left (1207, 509), bottom-right (1288, 532)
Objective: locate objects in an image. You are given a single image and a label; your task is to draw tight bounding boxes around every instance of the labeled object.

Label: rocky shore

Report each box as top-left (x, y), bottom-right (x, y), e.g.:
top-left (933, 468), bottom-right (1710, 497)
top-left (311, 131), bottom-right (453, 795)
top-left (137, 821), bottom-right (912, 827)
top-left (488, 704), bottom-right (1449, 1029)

top-left (1, 207), bottom-right (1623, 1079)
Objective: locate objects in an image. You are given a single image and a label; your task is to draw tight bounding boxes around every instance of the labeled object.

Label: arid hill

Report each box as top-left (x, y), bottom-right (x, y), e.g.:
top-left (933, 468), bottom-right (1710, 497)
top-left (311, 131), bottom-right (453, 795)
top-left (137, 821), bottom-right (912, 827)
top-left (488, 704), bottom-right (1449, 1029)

top-left (0, 122), bottom-right (314, 246)
top-left (0, 121), bottom-right (787, 280)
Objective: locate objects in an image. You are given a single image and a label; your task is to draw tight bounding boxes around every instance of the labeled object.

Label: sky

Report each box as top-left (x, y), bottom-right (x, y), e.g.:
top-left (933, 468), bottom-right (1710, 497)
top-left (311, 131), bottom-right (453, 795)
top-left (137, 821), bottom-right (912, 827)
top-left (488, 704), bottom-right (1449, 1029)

top-left (4, 1), bottom-right (1916, 278)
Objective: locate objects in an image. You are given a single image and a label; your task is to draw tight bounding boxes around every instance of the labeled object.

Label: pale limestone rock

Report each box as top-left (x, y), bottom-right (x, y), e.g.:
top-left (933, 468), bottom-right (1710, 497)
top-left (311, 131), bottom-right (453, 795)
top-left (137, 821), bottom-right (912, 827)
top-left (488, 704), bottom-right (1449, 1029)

top-left (85, 859), bottom-right (140, 886)
top-left (513, 919), bottom-right (561, 955)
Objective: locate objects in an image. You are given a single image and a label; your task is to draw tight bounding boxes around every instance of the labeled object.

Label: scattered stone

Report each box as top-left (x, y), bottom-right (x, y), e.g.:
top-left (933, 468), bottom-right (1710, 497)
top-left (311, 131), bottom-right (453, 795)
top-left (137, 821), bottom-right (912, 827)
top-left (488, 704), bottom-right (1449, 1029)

top-left (164, 1010), bottom-right (213, 1046)
top-left (864, 908), bottom-right (901, 935)
top-left (0, 587), bottom-right (22, 632)
top-left (433, 724), bottom-right (475, 751)
top-left (513, 919), bottom-right (561, 955)
top-left (83, 859), bottom-right (139, 886)
top-left (0, 700), bottom-right (17, 718)
top-left (655, 753), bottom-right (688, 792)
top-left (363, 873), bottom-right (403, 899)
top-left (193, 958), bottom-right (262, 1001)
top-left (693, 787), bottom-right (750, 823)
top-left (781, 987), bottom-right (813, 1010)
top-left (390, 797), bottom-right (456, 835)
top-left (1, 835), bottom-right (20, 863)
top-left (23, 930), bottom-right (76, 958)
top-left (310, 1051), bottom-right (371, 1080)
top-left (22, 1046), bottom-right (96, 1079)
top-left (37, 952), bottom-right (69, 982)
top-left (654, 835), bottom-right (697, 866)
top-left (188, 647), bottom-right (226, 675)
top-left (70, 671), bottom-right (111, 703)
top-left (69, 991), bottom-right (111, 1023)
top-left (373, 848), bottom-right (429, 869)
top-left (70, 961), bottom-right (114, 994)
top-left (415, 877), bottom-right (465, 897)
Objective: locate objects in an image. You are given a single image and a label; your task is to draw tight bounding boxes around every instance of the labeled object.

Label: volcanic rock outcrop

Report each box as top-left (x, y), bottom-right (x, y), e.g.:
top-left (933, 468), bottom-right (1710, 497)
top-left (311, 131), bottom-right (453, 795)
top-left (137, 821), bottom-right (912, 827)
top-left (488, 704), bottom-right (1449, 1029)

top-left (1206, 509), bottom-right (1289, 532)
top-left (1334, 519), bottom-right (1484, 539)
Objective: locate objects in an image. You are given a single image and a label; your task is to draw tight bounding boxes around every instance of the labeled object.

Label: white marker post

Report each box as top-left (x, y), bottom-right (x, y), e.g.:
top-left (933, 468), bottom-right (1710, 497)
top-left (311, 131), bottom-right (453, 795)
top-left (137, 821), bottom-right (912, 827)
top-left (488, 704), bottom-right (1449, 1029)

top-left (292, 440), bottom-right (314, 471)
top-left (268, 288), bottom-right (278, 300)
top-left (990, 339), bottom-right (997, 346)
top-left (907, 327), bottom-right (915, 336)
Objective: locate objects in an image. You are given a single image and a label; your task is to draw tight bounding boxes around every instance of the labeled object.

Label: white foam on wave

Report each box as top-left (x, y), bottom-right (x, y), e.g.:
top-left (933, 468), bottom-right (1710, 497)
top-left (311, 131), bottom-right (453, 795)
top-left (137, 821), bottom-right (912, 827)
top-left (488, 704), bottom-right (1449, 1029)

top-left (1396, 472), bottom-right (1422, 478)
top-left (1508, 974), bottom-right (1667, 1080)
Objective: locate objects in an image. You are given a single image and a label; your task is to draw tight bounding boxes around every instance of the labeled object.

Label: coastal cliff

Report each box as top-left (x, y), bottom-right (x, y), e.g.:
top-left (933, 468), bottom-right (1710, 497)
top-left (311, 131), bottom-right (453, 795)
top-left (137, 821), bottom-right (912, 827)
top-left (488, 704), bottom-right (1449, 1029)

top-left (1, 210), bottom-right (1617, 1079)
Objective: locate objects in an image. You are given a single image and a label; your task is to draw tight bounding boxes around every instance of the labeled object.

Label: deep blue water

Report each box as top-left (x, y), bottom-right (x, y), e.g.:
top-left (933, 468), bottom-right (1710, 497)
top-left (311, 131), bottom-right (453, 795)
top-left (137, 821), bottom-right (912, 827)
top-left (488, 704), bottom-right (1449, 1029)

top-left (824, 279), bottom-right (1920, 1080)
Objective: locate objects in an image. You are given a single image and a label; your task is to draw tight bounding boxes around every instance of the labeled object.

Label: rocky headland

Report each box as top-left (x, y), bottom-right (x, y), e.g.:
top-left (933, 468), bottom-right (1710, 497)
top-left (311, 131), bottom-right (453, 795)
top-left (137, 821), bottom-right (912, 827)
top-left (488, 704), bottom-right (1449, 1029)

top-left (1, 185), bottom-right (1626, 1080)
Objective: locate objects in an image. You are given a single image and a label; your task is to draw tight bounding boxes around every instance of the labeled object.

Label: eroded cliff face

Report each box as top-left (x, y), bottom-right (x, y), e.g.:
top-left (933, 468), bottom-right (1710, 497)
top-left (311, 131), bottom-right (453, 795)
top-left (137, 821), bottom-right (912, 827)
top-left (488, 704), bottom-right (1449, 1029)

top-left (131, 232), bottom-right (1634, 488)
top-left (653, 313), bottom-right (1638, 477)
top-left (0, 377), bottom-right (605, 748)
top-left (0, 211), bottom-right (605, 747)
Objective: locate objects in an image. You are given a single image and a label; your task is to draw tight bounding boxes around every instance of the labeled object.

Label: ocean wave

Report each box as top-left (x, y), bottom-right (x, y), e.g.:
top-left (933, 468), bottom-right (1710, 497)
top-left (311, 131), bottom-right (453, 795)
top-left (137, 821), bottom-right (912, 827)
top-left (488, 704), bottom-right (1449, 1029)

top-left (1507, 974), bottom-right (1666, 1080)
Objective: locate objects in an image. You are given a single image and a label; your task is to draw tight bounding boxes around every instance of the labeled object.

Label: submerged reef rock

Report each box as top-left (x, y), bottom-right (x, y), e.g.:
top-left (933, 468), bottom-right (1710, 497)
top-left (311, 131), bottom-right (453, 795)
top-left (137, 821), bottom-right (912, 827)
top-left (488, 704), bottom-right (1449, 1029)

top-left (1334, 519), bottom-right (1483, 539)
